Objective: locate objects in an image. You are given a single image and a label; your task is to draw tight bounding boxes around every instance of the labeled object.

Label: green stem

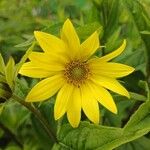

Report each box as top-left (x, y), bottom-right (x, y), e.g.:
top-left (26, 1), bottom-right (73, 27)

top-left (12, 94), bottom-right (58, 143)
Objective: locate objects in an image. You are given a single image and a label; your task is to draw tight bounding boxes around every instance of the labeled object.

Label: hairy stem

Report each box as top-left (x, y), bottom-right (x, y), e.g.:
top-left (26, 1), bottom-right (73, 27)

top-left (12, 94), bottom-right (58, 143)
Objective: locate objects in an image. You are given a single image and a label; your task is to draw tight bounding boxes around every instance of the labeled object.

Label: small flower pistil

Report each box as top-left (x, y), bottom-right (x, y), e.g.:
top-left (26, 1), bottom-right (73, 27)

top-left (64, 60), bottom-right (90, 87)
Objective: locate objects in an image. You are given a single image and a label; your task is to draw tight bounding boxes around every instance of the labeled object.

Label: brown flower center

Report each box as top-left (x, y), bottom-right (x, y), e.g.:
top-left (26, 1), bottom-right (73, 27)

top-left (64, 60), bottom-right (90, 87)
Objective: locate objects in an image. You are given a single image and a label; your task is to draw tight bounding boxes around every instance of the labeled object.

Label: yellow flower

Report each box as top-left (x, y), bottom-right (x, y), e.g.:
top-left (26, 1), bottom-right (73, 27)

top-left (19, 19), bottom-right (134, 128)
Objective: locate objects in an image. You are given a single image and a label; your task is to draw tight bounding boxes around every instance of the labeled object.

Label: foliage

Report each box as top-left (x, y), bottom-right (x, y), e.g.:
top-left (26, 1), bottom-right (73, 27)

top-left (0, 0), bottom-right (150, 150)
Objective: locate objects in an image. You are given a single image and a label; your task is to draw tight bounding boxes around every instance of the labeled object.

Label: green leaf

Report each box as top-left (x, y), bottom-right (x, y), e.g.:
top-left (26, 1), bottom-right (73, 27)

top-left (76, 22), bottom-right (103, 41)
top-left (14, 36), bottom-right (34, 48)
top-left (43, 23), bottom-right (62, 36)
top-left (0, 53), bottom-right (5, 75)
top-left (105, 27), bottom-right (122, 52)
top-left (0, 74), bottom-right (6, 83)
top-left (52, 119), bottom-right (150, 150)
top-left (0, 100), bottom-right (29, 131)
top-left (129, 92), bottom-right (147, 101)
top-left (138, 80), bottom-right (150, 99)
top-left (124, 101), bottom-right (150, 131)
top-left (5, 57), bottom-right (15, 90)
top-left (14, 78), bottom-right (29, 98)
top-left (116, 136), bottom-right (150, 150)
top-left (15, 42), bottom-right (36, 78)
top-left (140, 30), bottom-right (150, 35)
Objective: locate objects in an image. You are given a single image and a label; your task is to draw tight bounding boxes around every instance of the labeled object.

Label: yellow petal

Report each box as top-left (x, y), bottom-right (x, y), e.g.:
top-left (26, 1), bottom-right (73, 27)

top-left (87, 80), bottom-right (117, 114)
top-left (90, 62), bottom-right (135, 78)
top-left (61, 19), bottom-right (80, 58)
top-left (99, 39), bottom-right (126, 62)
top-left (81, 84), bottom-right (99, 124)
top-left (26, 74), bottom-right (64, 102)
top-left (81, 31), bottom-right (100, 60)
top-left (29, 52), bottom-right (69, 65)
top-left (91, 75), bottom-right (130, 98)
top-left (67, 87), bottom-right (81, 128)
top-left (19, 62), bottom-right (54, 78)
top-left (34, 31), bottom-right (67, 54)
top-left (54, 83), bottom-right (74, 120)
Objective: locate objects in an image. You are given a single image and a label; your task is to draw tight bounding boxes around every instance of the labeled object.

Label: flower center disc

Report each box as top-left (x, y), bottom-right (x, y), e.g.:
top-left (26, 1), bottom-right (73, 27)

top-left (64, 60), bottom-right (90, 87)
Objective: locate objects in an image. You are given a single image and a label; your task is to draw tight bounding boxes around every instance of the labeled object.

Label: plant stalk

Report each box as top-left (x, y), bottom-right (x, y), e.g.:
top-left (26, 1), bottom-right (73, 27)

top-left (12, 94), bottom-right (58, 143)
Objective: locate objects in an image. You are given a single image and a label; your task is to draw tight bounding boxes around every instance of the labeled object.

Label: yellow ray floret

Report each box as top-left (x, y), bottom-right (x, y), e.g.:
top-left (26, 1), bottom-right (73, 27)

top-left (19, 19), bottom-right (135, 128)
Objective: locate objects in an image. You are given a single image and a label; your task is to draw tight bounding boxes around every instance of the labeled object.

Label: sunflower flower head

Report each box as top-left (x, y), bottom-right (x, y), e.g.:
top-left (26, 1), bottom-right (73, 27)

top-left (19, 19), bottom-right (135, 128)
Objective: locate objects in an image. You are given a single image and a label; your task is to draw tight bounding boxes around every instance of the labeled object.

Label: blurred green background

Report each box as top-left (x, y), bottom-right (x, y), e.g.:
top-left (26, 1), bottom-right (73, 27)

top-left (0, 0), bottom-right (150, 150)
top-left (0, 0), bottom-right (92, 61)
